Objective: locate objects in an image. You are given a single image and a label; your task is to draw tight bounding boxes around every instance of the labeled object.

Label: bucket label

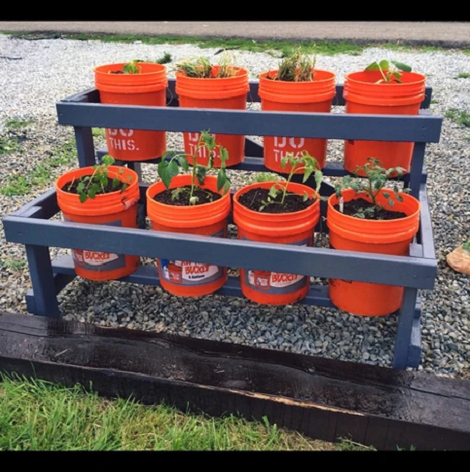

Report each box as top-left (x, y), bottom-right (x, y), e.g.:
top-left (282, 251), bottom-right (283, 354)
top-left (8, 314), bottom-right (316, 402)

top-left (242, 237), bottom-right (310, 295)
top-left (159, 229), bottom-right (226, 286)
top-left (107, 128), bottom-right (139, 152)
top-left (64, 217), bottom-right (127, 272)
top-left (271, 136), bottom-right (307, 163)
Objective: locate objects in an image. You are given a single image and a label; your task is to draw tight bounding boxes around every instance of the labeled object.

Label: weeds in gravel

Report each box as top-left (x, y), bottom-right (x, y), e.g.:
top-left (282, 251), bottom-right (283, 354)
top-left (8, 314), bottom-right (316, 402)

top-left (445, 108), bottom-right (470, 128)
top-left (0, 140), bottom-right (77, 196)
top-left (0, 373), bottom-right (337, 451)
top-left (92, 128), bottom-right (106, 138)
top-left (0, 257), bottom-right (26, 271)
top-left (0, 135), bottom-right (22, 155)
top-left (337, 436), bottom-right (376, 451)
top-left (456, 72), bottom-right (470, 79)
top-left (5, 118), bottom-right (35, 130)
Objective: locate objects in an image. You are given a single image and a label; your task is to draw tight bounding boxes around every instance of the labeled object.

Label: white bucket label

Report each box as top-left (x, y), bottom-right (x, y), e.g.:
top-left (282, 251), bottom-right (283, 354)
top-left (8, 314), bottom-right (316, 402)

top-left (185, 132), bottom-right (221, 162)
top-left (63, 217), bottom-right (126, 272)
top-left (271, 136), bottom-right (307, 163)
top-left (158, 229), bottom-right (226, 286)
top-left (106, 128), bottom-right (139, 152)
top-left (243, 237), bottom-right (310, 295)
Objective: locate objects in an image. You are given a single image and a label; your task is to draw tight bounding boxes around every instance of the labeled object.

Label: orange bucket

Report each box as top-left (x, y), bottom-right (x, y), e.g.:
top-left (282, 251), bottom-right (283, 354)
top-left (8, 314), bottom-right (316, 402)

top-left (258, 69), bottom-right (336, 173)
top-left (175, 66), bottom-right (249, 167)
top-left (94, 63), bottom-right (168, 162)
top-left (56, 166), bottom-right (140, 281)
top-left (233, 181), bottom-right (321, 305)
top-left (146, 175), bottom-right (231, 297)
top-left (343, 70), bottom-right (426, 175)
top-left (327, 188), bottom-right (421, 316)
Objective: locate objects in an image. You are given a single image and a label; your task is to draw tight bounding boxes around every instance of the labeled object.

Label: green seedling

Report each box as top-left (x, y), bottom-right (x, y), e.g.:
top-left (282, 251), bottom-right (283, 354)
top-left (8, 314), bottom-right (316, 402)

top-left (365, 59), bottom-right (412, 83)
top-left (122, 60), bottom-right (143, 74)
top-left (258, 152), bottom-right (322, 212)
top-left (334, 157), bottom-right (409, 219)
top-left (157, 130), bottom-right (230, 205)
top-left (462, 237), bottom-right (470, 252)
top-left (249, 172), bottom-right (283, 184)
top-left (65, 155), bottom-right (131, 203)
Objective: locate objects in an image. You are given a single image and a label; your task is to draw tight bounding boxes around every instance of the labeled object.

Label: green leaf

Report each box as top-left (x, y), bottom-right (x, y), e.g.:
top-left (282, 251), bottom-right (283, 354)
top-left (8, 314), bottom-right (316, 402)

top-left (77, 182), bottom-right (85, 193)
top-left (391, 61), bottom-right (412, 72)
top-left (379, 59), bottom-right (390, 70)
top-left (120, 183), bottom-right (128, 193)
top-left (100, 175), bottom-right (109, 187)
top-left (101, 155), bottom-right (115, 166)
top-left (389, 200), bottom-right (395, 207)
top-left (217, 170), bottom-right (226, 192)
top-left (223, 180), bottom-right (231, 195)
top-left (365, 61), bottom-right (380, 71)
top-left (195, 166), bottom-right (206, 185)
top-left (281, 156), bottom-right (289, 170)
top-left (268, 185), bottom-right (279, 199)
top-left (314, 170), bottom-right (323, 194)
top-left (189, 196), bottom-right (199, 205)
top-left (158, 161), bottom-right (171, 188)
top-left (112, 178), bottom-right (120, 189)
top-left (168, 160), bottom-right (179, 179)
top-left (382, 192), bottom-right (390, 199)
top-left (303, 164), bottom-right (314, 183)
top-left (177, 156), bottom-right (189, 172)
top-left (220, 147), bottom-right (229, 165)
top-left (396, 194), bottom-right (403, 202)
top-left (79, 193), bottom-right (88, 203)
top-left (303, 191), bottom-right (309, 202)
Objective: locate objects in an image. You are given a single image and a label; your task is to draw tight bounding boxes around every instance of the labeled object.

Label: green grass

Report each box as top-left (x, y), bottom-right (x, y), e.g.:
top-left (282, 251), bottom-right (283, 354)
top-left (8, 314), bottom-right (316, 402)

top-left (337, 436), bottom-right (376, 451)
top-left (0, 257), bottom-right (26, 271)
top-left (0, 374), bottom-right (339, 451)
top-left (456, 72), bottom-right (470, 79)
top-left (4, 31), bottom-right (470, 57)
top-left (0, 140), bottom-right (77, 196)
top-left (92, 128), bottom-right (106, 138)
top-left (0, 135), bottom-right (22, 155)
top-left (5, 119), bottom-right (35, 130)
top-left (445, 108), bottom-right (470, 128)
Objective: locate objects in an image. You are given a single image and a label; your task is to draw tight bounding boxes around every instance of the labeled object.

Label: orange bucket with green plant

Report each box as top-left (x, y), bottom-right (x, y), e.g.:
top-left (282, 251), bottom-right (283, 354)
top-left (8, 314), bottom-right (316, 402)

top-left (327, 158), bottom-right (421, 316)
top-left (146, 131), bottom-right (231, 297)
top-left (56, 155), bottom-right (140, 281)
top-left (94, 61), bottom-right (168, 162)
top-left (259, 51), bottom-right (336, 174)
top-left (343, 60), bottom-right (426, 175)
top-left (175, 54), bottom-right (249, 168)
top-left (233, 153), bottom-right (322, 305)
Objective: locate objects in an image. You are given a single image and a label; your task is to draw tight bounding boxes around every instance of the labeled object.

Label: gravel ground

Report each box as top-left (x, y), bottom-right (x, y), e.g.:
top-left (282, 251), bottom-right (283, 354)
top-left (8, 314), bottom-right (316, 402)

top-left (1, 35), bottom-right (470, 378)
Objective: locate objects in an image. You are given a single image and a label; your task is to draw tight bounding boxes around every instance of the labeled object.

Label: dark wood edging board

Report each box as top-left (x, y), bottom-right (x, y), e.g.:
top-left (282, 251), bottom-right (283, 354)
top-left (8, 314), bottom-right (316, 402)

top-left (0, 312), bottom-right (469, 451)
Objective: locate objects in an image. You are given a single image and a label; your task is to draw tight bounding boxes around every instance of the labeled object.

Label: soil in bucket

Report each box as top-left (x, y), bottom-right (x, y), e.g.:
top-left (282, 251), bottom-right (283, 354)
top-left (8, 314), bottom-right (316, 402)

top-left (146, 175), bottom-right (231, 297)
top-left (94, 62), bottom-right (168, 162)
top-left (259, 69), bottom-right (336, 174)
top-left (327, 188), bottom-right (421, 316)
top-left (175, 64), bottom-right (249, 167)
top-left (233, 181), bottom-right (321, 305)
top-left (56, 165), bottom-right (140, 281)
top-left (343, 69), bottom-right (426, 175)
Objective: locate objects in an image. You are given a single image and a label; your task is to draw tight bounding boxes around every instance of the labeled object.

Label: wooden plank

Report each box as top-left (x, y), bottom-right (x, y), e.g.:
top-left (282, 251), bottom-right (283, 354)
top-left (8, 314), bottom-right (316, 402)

top-left (0, 313), bottom-right (469, 451)
top-left (56, 103), bottom-right (443, 143)
top-left (3, 217), bottom-right (437, 289)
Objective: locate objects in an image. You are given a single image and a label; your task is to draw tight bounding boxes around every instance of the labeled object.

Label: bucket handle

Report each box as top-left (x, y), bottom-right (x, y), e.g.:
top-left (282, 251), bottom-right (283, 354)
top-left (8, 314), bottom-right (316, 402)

top-left (121, 195), bottom-right (139, 210)
top-left (166, 87), bottom-right (175, 106)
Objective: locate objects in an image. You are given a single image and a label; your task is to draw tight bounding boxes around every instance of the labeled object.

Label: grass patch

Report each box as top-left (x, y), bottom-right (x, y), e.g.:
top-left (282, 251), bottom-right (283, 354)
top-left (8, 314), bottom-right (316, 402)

top-left (0, 135), bottom-right (22, 155)
top-left (0, 257), bottom-right (26, 271)
top-left (92, 128), bottom-right (106, 138)
top-left (5, 119), bottom-right (35, 130)
top-left (445, 108), bottom-right (470, 128)
top-left (456, 72), bottom-right (470, 79)
top-left (0, 31), bottom-right (365, 56)
top-left (337, 436), bottom-right (376, 451)
top-left (0, 374), bottom-right (338, 451)
top-left (0, 140), bottom-right (77, 196)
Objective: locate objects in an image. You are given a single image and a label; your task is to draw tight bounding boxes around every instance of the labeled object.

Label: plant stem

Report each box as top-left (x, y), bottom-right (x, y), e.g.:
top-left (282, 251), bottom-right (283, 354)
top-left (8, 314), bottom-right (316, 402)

top-left (189, 134), bottom-right (205, 201)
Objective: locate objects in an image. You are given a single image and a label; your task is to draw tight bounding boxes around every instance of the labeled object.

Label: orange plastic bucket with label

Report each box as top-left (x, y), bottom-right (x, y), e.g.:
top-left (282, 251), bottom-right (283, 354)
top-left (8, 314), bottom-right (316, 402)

top-left (233, 181), bottom-right (321, 305)
top-left (56, 166), bottom-right (140, 281)
top-left (258, 69), bottom-right (336, 173)
top-left (94, 63), bottom-right (168, 162)
top-left (327, 188), bottom-right (421, 316)
top-left (175, 66), bottom-right (249, 167)
top-left (146, 175), bottom-right (231, 297)
top-left (343, 70), bottom-right (426, 175)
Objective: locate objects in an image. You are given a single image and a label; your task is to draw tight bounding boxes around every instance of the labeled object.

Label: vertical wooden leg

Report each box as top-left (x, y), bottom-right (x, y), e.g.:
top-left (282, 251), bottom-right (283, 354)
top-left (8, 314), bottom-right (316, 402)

top-left (74, 126), bottom-right (96, 168)
top-left (393, 287), bottom-right (419, 369)
top-left (127, 162), bottom-right (142, 181)
top-left (25, 245), bottom-right (60, 317)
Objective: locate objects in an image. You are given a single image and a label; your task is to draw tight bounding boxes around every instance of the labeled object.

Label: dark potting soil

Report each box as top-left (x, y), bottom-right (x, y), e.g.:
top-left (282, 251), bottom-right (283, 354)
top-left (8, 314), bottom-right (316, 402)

top-left (334, 199), bottom-right (408, 220)
top-left (62, 179), bottom-right (126, 196)
top-left (238, 188), bottom-right (315, 214)
top-left (109, 70), bottom-right (124, 74)
top-left (154, 185), bottom-right (221, 206)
